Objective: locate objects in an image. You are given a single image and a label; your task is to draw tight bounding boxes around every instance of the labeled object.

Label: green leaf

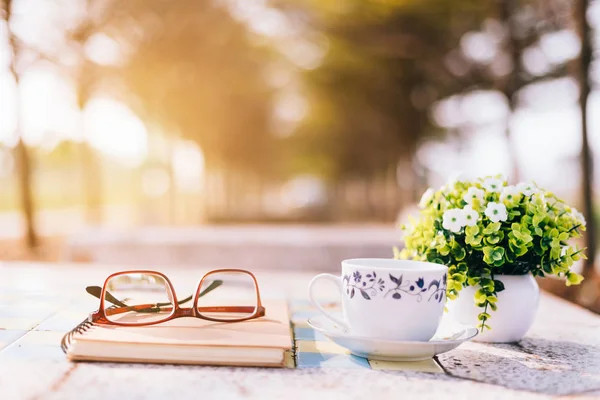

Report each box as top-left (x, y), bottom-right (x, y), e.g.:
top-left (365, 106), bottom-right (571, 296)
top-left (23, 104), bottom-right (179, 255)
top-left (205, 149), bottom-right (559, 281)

top-left (477, 312), bottom-right (491, 321)
top-left (509, 240), bottom-right (528, 257)
top-left (456, 262), bottom-right (468, 272)
top-left (558, 232), bottom-right (569, 241)
top-left (504, 249), bottom-right (516, 263)
top-left (566, 272), bottom-right (584, 286)
top-left (467, 277), bottom-right (481, 286)
top-left (492, 246), bottom-right (505, 261)
top-left (466, 234), bottom-right (483, 247)
top-left (480, 277), bottom-right (493, 287)
top-left (451, 281), bottom-right (462, 292)
top-left (439, 245), bottom-right (451, 256)
top-left (493, 280), bottom-right (505, 292)
top-left (512, 230), bottom-right (523, 241)
top-left (453, 246), bottom-right (467, 261)
top-left (393, 246), bottom-right (403, 259)
top-left (532, 214), bottom-right (544, 227)
top-left (483, 246), bottom-right (495, 264)
top-left (483, 222), bottom-right (501, 235)
top-left (465, 225), bottom-right (480, 236)
top-left (485, 234), bottom-right (502, 245)
top-left (508, 210), bottom-right (521, 219)
top-left (520, 233), bottom-right (533, 244)
top-left (474, 289), bottom-right (487, 302)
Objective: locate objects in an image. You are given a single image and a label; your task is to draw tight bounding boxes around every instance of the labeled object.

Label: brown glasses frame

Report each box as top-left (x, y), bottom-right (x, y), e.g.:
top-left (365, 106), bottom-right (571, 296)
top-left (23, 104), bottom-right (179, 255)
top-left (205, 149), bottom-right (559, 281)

top-left (89, 269), bottom-right (265, 326)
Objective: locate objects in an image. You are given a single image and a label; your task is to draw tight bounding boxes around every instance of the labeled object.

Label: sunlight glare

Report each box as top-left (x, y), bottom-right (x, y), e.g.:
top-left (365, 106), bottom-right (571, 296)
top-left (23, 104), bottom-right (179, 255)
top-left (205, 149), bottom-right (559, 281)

top-left (83, 98), bottom-right (148, 167)
top-left (84, 33), bottom-right (123, 66)
top-left (172, 140), bottom-right (205, 192)
top-left (19, 65), bottom-right (79, 146)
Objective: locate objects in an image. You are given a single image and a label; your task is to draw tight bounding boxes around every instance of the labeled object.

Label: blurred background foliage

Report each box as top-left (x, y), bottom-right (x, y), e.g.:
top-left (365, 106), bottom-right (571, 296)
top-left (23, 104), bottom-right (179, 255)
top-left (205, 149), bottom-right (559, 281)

top-left (0, 0), bottom-right (598, 286)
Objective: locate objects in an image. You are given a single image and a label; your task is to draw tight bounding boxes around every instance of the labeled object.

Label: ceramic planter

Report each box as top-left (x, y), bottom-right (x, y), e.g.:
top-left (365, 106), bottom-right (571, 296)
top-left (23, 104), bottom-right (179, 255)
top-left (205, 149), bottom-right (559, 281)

top-left (446, 273), bottom-right (539, 343)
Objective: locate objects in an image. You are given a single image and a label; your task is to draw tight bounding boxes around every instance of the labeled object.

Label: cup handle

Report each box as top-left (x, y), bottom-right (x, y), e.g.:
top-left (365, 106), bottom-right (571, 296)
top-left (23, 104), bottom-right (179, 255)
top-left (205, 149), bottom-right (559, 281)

top-left (308, 273), bottom-right (349, 331)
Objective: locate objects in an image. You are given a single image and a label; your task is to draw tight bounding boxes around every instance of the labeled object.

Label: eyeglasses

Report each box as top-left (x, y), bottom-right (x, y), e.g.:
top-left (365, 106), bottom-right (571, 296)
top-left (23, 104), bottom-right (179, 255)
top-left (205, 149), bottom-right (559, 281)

top-left (86, 269), bottom-right (265, 326)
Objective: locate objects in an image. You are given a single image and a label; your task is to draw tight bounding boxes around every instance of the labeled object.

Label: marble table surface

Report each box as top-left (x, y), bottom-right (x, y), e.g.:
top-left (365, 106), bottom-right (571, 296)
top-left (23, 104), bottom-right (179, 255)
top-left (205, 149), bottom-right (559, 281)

top-left (1, 262), bottom-right (600, 400)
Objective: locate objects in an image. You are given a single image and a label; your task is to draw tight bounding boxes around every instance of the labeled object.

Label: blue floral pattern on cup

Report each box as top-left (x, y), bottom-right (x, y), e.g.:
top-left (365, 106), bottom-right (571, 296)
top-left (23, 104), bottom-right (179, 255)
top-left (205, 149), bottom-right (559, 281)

top-left (342, 272), bottom-right (447, 303)
top-left (343, 271), bottom-right (386, 300)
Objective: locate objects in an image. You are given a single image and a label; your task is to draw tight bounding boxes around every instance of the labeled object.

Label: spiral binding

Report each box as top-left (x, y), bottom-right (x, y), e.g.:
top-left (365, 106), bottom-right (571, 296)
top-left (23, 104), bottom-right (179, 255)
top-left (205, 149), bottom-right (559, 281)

top-left (61, 303), bottom-right (121, 354)
top-left (61, 318), bottom-right (95, 354)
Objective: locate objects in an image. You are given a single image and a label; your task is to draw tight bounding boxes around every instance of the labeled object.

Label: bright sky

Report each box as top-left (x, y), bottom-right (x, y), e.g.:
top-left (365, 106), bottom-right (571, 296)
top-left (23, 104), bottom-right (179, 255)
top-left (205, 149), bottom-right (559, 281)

top-left (0, 0), bottom-right (599, 200)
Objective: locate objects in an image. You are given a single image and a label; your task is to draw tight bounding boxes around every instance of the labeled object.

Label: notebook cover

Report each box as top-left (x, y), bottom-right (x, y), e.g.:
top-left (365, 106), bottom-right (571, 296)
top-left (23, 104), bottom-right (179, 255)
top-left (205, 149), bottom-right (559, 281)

top-left (62, 300), bottom-right (293, 367)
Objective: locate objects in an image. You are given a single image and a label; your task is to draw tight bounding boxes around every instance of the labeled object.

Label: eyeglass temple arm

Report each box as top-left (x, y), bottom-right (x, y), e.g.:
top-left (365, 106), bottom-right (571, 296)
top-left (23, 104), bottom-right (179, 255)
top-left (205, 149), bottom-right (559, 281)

top-left (86, 286), bottom-right (193, 308)
top-left (85, 280), bottom-right (223, 308)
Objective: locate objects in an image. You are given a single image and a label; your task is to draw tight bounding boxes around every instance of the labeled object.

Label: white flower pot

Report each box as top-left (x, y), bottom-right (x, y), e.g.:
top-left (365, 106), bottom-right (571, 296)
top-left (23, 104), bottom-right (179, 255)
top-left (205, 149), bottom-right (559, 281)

top-left (446, 273), bottom-right (540, 343)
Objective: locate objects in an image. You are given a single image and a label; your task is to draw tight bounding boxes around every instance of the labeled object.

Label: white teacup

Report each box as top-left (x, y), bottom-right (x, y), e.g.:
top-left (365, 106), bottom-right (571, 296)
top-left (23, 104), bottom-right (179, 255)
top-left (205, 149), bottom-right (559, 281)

top-left (308, 258), bottom-right (448, 342)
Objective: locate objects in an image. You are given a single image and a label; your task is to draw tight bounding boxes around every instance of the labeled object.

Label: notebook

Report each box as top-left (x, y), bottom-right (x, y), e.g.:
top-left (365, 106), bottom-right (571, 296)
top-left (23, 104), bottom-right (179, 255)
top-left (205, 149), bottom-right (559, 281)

top-left (62, 300), bottom-right (293, 367)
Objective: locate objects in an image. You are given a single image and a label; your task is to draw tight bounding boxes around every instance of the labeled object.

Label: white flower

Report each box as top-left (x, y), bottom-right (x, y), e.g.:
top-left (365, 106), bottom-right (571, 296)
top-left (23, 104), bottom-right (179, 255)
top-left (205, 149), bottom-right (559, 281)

top-left (419, 188), bottom-right (435, 208)
top-left (462, 206), bottom-right (479, 226)
top-left (500, 185), bottom-right (521, 203)
top-left (484, 202), bottom-right (508, 223)
top-left (482, 177), bottom-right (505, 193)
top-left (517, 182), bottom-right (539, 196)
top-left (571, 207), bottom-right (587, 227)
top-left (463, 187), bottom-right (485, 204)
top-left (442, 208), bottom-right (466, 233)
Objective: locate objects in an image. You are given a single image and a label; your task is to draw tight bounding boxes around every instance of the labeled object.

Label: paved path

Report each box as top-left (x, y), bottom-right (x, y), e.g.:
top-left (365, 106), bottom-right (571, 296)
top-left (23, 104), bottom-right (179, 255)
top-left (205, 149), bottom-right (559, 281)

top-left (64, 225), bottom-right (399, 271)
top-left (0, 207), bottom-right (136, 240)
top-left (1, 262), bottom-right (600, 399)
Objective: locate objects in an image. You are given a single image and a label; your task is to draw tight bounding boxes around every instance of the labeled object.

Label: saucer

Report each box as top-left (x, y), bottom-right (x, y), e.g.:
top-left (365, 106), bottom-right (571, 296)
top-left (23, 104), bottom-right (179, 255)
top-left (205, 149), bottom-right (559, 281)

top-left (307, 315), bottom-right (478, 361)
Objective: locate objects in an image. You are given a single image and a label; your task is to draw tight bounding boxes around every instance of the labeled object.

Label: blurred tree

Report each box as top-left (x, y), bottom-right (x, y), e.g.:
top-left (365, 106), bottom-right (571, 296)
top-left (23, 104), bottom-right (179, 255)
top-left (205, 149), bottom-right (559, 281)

top-left (1, 0), bottom-right (37, 248)
top-left (68, 1), bottom-right (105, 225)
top-left (276, 0), bottom-right (494, 219)
top-left (495, 0), bottom-right (578, 181)
top-left (80, 0), bottom-right (279, 220)
top-left (575, 0), bottom-right (596, 282)
top-left (276, 0), bottom-right (584, 220)
top-left (497, 0), bottom-right (521, 181)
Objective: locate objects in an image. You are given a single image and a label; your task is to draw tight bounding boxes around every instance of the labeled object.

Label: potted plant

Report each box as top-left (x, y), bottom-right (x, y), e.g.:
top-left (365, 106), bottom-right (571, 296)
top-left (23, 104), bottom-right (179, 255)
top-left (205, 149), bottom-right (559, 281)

top-left (396, 175), bottom-right (586, 342)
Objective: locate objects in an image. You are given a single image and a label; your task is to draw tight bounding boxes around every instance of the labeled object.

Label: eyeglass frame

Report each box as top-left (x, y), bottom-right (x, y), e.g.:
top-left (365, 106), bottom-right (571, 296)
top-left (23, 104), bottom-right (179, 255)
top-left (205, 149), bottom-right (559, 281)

top-left (89, 268), bottom-right (266, 326)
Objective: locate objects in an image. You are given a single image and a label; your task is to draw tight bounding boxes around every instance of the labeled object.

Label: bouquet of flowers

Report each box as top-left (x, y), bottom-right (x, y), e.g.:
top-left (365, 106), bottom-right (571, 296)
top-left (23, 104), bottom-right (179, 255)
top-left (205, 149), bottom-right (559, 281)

top-left (396, 175), bottom-right (586, 330)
